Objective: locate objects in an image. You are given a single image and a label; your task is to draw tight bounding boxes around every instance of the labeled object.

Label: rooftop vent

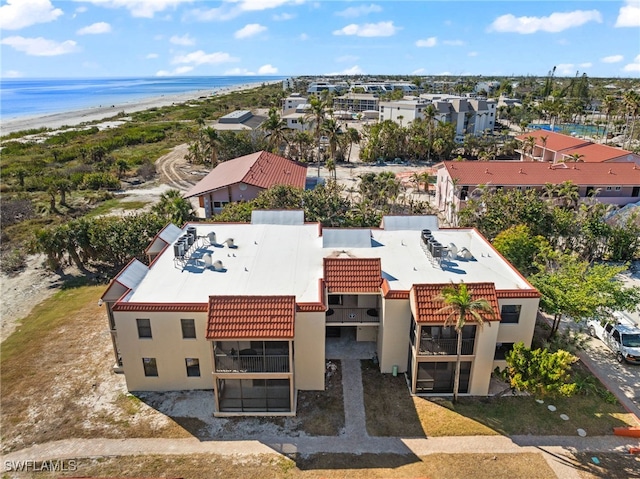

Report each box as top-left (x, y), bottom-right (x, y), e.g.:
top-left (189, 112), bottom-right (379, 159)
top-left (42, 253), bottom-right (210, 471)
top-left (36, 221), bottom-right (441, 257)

top-left (208, 232), bottom-right (217, 245)
top-left (203, 253), bottom-right (213, 268)
top-left (212, 260), bottom-right (225, 272)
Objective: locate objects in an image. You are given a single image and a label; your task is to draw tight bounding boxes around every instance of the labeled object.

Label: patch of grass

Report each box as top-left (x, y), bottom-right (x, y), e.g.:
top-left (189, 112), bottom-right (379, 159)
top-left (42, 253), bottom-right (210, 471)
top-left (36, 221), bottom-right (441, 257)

top-left (296, 359), bottom-right (345, 436)
top-left (18, 452), bottom-right (557, 479)
top-left (84, 199), bottom-right (150, 217)
top-left (454, 395), bottom-right (637, 436)
top-left (361, 360), bottom-right (495, 437)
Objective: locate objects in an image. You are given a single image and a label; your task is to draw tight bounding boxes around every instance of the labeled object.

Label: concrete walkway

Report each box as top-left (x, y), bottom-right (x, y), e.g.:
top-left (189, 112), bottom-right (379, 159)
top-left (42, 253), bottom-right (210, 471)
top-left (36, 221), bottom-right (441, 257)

top-left (2, 356), bottom-right (637, 479)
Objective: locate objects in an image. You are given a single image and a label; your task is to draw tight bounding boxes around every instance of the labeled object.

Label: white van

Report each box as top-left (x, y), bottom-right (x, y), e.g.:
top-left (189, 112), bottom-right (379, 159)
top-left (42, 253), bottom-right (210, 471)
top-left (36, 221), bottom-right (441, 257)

top-left (587, 312), bottom-right (640, 364)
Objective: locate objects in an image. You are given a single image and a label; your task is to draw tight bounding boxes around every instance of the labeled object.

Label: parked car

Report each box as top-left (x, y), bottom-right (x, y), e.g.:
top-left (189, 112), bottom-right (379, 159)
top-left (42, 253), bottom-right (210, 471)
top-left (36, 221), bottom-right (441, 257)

top-left (587, 312), bottom-right (640, 364)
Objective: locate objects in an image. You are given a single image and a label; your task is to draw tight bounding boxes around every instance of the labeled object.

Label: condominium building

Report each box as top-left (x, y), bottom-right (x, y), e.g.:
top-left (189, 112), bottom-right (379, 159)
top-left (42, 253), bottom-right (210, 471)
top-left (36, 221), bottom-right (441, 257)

top-left (102, 212), bottom-right (540, 416)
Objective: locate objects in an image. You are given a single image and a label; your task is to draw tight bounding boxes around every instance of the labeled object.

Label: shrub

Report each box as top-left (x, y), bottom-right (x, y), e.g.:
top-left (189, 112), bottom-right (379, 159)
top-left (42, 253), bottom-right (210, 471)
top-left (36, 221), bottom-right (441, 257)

top-left (80, 172), bottom-right (121, 190)
top-left (0, 248), bottom-right (27, 274)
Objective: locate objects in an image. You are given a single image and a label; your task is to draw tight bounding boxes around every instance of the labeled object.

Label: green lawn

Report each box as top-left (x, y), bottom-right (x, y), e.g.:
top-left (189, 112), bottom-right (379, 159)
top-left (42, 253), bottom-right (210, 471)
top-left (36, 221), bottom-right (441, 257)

top-left (361, 360), bottom-right (637, 437)
top-left (84, 199), bottom-right (150, 217)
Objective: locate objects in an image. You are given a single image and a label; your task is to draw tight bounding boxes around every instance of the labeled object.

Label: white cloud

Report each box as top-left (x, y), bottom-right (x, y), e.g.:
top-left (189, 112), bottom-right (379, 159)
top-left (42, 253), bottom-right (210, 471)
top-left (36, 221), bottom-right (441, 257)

top-left (0, 36), bottom-right (78, 56)
top-left (468, 51), bottom-right (478, 57)
top-left (258, 64), bottom-right (278, 74)
top-left (333, 21), bottom-right (397, 37)
top-left (556, 63), bottom-right (581, 75)
top-left (170, 34), bottom-right (195, 46)
top-left (579, 62), bottom-right (592, 68)
top-left (336, 4), bottom-right (382, 18)
top-left (78, 0), bottom-right (194, 18)
top-left (416, 37), bottom-right (437, 47)
top-left (299, 33), bottom-right (309, 41)
top-left (412, 68), bottom-right (425, 75)
top-left (3, 70), bottom-right (24, 78)
top-left (77, 22), bottom-right (111, 35)
top-left (172, 50), bottom-right (239, 65)
top-left (601, 54), bottom-right (624, 63)
top-left (489, 10), bottom-right (602, 34)
top-left (443, 39), bottom-right (465, 46)
top-left (616, 0), bottom-right (640, 27)
top-left (326, 65), bottom-right (364, 75)
top-left (273, 12), bottom-right (294, 20)
top-left (146, 53), bottom-right (159, 59)
top-left (156, 66), bottom-right (194, 76)
top-left (186, 0), bottom-right (302, 21)
top-left (234, 23), bottom-right (267, 39)
top-left (76, 6), bottom-right (88, 13)
top-left (0, 0), bottom-right (63, 30)
top-left (623, 54), bottom-right (640, 72)
top-left (224, 67), bottom-right (256, 75)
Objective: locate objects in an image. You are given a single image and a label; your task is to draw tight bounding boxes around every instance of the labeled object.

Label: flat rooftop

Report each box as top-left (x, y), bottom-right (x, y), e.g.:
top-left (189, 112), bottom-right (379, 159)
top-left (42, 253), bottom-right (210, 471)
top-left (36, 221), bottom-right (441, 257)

top-left (124, 218), bottom-right (533, 305)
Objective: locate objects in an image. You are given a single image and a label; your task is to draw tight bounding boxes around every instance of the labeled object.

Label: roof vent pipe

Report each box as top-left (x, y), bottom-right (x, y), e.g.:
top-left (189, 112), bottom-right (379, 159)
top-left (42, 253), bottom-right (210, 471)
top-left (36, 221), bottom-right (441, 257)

top-left (203, 253), bottom-right (213, 268)
top-left (213, 260), bottom-right (225, 271)
top-left (225, 238), bottom-right (235, 248)
top-left (208, 232), bottom-right (217, 245)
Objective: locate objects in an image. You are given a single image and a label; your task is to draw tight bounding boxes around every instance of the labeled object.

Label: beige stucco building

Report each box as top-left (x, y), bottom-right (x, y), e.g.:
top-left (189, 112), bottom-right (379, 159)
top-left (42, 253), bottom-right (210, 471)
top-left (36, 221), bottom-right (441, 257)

top-left (102, 211), bottom-right (540, 416)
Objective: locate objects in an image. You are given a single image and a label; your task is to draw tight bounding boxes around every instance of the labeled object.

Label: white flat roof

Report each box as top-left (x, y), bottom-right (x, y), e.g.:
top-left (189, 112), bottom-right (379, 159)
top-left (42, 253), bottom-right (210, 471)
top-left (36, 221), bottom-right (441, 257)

top-left (125, 222), bottom-right (533, 305)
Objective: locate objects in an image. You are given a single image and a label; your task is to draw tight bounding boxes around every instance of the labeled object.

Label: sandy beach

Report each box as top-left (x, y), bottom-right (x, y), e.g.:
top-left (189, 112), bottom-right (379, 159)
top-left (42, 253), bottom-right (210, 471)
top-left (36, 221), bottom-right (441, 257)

top-left (0, 80), bottom-right (277, 136)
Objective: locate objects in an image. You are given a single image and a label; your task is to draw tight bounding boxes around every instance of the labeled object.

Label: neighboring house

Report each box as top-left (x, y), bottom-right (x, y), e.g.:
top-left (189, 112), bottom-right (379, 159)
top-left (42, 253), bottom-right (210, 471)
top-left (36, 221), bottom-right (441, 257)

top-left (379, 98), bottom-right (432, 125)
top-left (435, 160), bottom-right (640, 224)
top-left (101, 211), bottom-right (540, 416)
top-left (212, 110), bottom-right (266, 131)
top-left (515, 130), bottom-right (640, 164)
top-left (184, 151), bottom-right (307, 218)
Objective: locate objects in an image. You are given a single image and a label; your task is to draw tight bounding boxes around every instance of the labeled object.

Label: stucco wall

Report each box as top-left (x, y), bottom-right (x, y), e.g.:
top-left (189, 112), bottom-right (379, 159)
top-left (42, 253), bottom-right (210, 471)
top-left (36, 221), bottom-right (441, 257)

top-left (294, 312), bottom-right (325, 390)
top-left (114, 311), bottom-right (213, 392)
top-left (468, 318), bottom-right (500, 395)
top-left (378, 298), bottom-right (411, 373)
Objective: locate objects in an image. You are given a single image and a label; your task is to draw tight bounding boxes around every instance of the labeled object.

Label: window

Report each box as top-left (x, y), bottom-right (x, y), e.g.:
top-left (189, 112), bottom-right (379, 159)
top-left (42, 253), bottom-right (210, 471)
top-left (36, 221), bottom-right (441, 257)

top-left (213, 201), bottom-right (222, 208)
top-left (142, 358), bottom-right (158, 376)
top-left (181, 319), bottom-right (196, 339)
top-left (494, 342), bottom-right (515, 360)
top-left (137, 318), bottom-right (152, 338)
top-left (606, 186), bottom-right (612, 191)
top-left (615, 186), bottom-right (621, 191)
top-left (500, 305), bottom-right (521, 324)
top-left (186, 358), bottom-right (201, 377)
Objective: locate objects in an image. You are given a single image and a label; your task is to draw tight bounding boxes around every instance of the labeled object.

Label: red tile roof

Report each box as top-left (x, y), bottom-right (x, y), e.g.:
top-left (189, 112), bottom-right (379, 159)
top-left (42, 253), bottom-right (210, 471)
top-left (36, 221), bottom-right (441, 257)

top-left (515, 130), bottom-right (590, 152)
top-left (441, 161), bottom-right (640, 186)
top-left (323, 258), bottom-right (382, 293)
top-left (560, 143), bottom-right (635, 163)
top-left (113, 302), bottom-right (207, 312)
top-left (184, 151), bottom-right (307, 198)
top-left (206, 295), bottom-right (296, 339)
top-left (412, 283), bottom-right (500, 323)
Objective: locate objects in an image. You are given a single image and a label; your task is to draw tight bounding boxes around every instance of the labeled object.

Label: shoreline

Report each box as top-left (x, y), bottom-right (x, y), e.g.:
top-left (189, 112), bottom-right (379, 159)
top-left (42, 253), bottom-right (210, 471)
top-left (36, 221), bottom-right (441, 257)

top-left (0, 80), bottom-right (278, 136)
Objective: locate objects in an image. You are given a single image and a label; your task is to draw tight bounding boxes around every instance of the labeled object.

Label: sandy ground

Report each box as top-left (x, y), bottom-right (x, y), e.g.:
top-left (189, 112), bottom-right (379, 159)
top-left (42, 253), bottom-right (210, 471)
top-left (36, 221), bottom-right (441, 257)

top-left (1, 81), bottom-right (277, 135)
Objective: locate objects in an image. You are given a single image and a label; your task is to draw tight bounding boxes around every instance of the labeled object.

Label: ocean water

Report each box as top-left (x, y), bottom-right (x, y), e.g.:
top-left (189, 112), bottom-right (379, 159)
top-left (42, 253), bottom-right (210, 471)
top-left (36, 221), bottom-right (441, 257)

top-left (0, 76), bottom-right (285, 119)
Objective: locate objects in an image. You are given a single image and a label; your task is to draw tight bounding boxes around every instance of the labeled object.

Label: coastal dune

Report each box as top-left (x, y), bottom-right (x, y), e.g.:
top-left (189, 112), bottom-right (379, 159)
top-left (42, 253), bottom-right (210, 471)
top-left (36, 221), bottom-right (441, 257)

top-left (1, 81), bottom-right (276, 135)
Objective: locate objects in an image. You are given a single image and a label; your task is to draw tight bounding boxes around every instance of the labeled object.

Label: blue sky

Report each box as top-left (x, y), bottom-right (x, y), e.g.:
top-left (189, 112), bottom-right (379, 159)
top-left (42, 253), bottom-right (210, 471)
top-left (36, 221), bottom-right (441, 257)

top-left (1, 0), bottom-right (639, 78)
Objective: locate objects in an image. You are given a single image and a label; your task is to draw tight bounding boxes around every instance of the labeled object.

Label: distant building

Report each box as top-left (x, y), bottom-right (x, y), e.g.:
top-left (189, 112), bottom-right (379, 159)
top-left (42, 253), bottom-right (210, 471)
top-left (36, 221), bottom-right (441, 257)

top-left (379, 95), bottom-right (496, 136)
top-left (213, 110), bottom-right (265, 131)
top-left (184, 151), bottom-right (307, 217)
top-left (333, 93), bottom-right (379, 114)
top-left (282, 93), bottom-right (307, 115)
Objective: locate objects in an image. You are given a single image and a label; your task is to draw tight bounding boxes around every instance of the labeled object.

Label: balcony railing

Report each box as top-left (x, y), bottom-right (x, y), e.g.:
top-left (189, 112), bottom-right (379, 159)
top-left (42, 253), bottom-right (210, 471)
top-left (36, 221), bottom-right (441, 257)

top-left (214, 353), bottom-right (290, 373)
top-left (325, 308), bottom-right (380, 324)
top-left (418, 338), bottom-right (474, 356)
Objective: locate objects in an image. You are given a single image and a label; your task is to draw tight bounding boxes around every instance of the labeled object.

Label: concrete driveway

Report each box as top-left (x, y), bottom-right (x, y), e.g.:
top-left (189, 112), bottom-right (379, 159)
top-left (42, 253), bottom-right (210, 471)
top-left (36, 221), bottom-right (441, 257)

top-left (579, 337), bottom-right (640, 417)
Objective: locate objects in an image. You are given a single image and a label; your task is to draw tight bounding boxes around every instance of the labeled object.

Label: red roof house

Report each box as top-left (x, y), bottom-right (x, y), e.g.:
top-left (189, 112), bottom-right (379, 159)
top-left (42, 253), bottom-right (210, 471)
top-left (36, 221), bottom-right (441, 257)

top-left (185, 151), bottom-right (307, 217)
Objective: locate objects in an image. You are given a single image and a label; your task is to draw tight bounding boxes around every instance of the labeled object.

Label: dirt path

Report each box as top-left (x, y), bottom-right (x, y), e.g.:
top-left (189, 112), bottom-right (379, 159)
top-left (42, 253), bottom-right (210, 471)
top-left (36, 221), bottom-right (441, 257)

top-left (155, 143), bottom-right (201, 191)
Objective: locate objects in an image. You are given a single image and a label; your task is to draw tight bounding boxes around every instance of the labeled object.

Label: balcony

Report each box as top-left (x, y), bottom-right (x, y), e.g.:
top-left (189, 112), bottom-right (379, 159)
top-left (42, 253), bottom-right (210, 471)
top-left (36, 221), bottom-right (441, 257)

top-left (418, 337), bottom-right (475, 356)
top-left (214, 351), bottom-right (290, 373)
top-left (325, 308), bottom-right (380, 324)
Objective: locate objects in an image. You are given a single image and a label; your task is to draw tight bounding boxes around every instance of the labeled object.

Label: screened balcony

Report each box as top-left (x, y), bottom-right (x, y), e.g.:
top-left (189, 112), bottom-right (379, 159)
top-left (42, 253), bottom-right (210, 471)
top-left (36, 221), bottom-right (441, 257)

top-left (214, 341), bottom-right (290, 373)
top-left (217, 378), bottom-right (291, 413)
top-left (418, 325), bottom-right (476, 356)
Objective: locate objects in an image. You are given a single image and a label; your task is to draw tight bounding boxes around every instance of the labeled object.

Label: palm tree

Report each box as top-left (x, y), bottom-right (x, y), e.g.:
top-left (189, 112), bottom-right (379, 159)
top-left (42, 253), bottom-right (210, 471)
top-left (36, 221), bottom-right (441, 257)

top-left (601, 95), bottom-right (617, 141)
top-left (306, 96), bottom-right (328, 177)
top-left (434, 283), bottom-right (495, 402)
top-left (623, 91), bottom-right (640, 150)
top-left (539, 135), bottom-right (548, 162)
top-left (345, 127), bottom-right (361, 163)
top-left (322, 118), bottom-right (342, 165)
top-left (153, 189), bottom-right (195, 225)
top-left (262, 107), bottom-right (288, 154)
